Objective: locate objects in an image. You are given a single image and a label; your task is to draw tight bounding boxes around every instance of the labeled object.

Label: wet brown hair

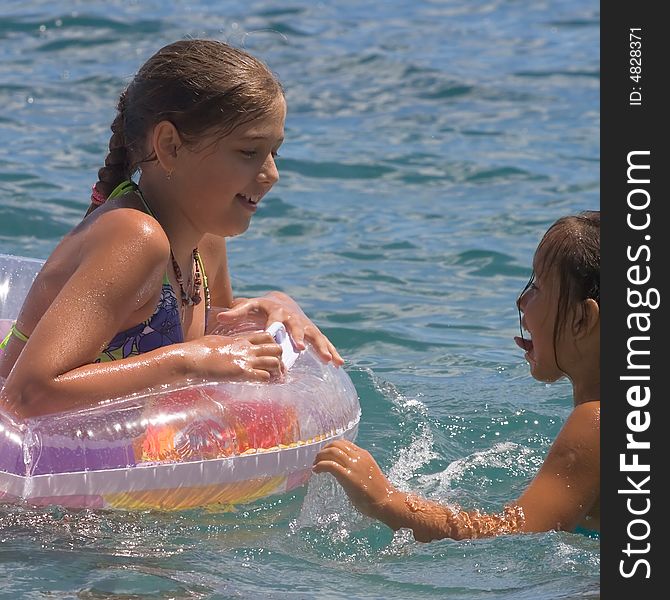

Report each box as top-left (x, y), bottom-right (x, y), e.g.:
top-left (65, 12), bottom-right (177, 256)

top-left (88, 39), bottom-right (284, 214)
top-left (518, 210), bottom-right (600, 361)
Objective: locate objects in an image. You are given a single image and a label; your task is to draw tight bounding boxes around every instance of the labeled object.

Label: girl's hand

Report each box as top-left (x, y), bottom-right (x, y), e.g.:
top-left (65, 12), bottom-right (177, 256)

top-left (313, 439), bottom-right (400, 521)
top-left (193, 331), bottom-right (284, 382)
top-left (214, 291), bottom-right (344, 366)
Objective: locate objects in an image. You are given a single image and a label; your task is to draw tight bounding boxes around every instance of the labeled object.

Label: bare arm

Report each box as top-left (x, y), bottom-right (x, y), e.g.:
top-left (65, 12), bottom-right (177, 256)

top-left (313, 403), bottom-right (600, 541)
top-left (313, 440), bottom-right (520, 542)
top-left (1, 213), bottom-right (282, 418)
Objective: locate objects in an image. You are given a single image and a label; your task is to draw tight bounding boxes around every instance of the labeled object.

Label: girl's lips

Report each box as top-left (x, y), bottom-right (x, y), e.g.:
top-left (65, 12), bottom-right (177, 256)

top-left (236, 194), bottom-right (258, 212)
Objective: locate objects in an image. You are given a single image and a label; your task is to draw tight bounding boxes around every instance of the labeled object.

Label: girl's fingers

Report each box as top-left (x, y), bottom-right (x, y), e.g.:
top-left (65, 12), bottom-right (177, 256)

top-left (216, 306), bottom-right (246, 320)
top-left (283, 318), bottom-right (306, 350)
top-left (314, 441), bottom-right (357, 464)
top-left (242, 331), bottom-right (276, 345)
top-left (323, 439), bottom-right (356, 454)
top-left (249, 368), bottom-right (272, 382)
top-left (302, 325), bottom-right (342, 365)
top-left (326, 340), bottom-right (344, 366)
top-left (304, 330), bottom-right (331, 362)
top-left (266, 311), bottom-right (307, 351)
top-left (314, 447), bottom-right (347, 463)
top-left (216, 298), bottom-right (258, 320)
top-left (252, 342), bottom-right (284, 357)
top-left (313, 460), bottom-right (350, 478)
top-left (252, 355), bottom-right (283, 375)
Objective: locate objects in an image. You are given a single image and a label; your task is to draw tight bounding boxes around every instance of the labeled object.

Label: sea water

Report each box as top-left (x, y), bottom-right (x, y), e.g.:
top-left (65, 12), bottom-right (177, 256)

top-left (0, 1), bottom-right (600, 598)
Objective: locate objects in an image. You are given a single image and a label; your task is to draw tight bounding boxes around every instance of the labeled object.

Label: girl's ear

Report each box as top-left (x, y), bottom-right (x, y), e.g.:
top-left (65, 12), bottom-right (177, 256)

top-left (151, 120), bottom-right (182, 175)
top-left (573, 298), bottom-right (600, 338)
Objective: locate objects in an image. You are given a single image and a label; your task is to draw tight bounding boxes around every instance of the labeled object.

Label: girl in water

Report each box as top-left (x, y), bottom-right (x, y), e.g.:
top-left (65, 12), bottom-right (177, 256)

top-left (0, 39), bottom-right (342, 419)
top-left (314, 211), bottom-right (600, 540)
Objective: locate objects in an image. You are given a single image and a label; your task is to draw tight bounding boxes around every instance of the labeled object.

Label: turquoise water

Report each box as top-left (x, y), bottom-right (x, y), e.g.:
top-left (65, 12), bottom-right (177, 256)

top-left (0, 1), bottom-right (600, 598)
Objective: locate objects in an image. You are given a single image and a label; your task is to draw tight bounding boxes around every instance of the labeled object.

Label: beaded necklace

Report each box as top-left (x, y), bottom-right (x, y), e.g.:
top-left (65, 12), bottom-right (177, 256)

top-left (133, 185), bottom-right (210, 310)
top-left (171, 248), bottom-right (203, 307)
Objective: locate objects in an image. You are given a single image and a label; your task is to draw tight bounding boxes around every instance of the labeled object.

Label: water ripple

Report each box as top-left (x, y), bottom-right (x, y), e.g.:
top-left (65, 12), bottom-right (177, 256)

top-left (0, 0), bottom-right (599, 597)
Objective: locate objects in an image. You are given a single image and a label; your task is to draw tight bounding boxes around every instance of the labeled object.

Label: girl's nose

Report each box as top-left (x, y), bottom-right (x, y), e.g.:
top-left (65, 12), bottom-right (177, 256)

top-left (258, 154), bottom-right (279, 186)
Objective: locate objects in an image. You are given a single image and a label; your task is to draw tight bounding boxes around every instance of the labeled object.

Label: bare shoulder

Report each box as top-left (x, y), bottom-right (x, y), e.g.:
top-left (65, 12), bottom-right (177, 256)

top-left (550, 401), bottom-right (600, 465)
top-left (565, 401), bottom-right (600, 435)
top-left (26, 207), bottom-right (168, 298)
top-left (68, 207), bottom-right (170, 281)
top-left (83, 206), bottom-right (169, 253)
top-left (71, 206), bottom-right (171, 301)
top-left (14, 207), bottom-right (171, 341)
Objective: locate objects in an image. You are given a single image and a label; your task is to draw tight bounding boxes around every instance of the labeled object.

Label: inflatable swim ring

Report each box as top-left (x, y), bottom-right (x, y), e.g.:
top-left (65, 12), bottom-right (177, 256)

top-left (0, 253), bottom-right (360, 510)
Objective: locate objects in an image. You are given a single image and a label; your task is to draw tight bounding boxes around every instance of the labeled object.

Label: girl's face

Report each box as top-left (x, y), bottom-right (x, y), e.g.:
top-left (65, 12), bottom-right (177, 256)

top-left (515, 247), bottom-right (568, 383)
top-left (174, 96), bottom-right (286, 238)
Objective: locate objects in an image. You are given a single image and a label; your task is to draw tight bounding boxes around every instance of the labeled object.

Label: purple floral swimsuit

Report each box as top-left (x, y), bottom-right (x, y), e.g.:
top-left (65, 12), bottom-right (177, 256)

top-left (96, 276), bottom-right (184, 362)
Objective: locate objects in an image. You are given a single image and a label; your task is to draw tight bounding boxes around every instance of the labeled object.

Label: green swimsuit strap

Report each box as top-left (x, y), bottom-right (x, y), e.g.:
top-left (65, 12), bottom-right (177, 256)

top-left (8, 323), bottom-right (29, 343)
top-left (108, 180), bottom-right (139, 201)
top-left (195, 251), bottom-right (209, 295)
top-left (0, 322), bottom-right (30, 351)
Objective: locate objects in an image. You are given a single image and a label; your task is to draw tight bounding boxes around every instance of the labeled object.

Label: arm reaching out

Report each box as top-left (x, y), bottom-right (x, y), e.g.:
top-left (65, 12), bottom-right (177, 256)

top-left (314, 402), bottom-right (599, 542)
top-left (313, 439), bottom-right (399, 520)
top-left (313, 439), bottom-right (525, 542)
